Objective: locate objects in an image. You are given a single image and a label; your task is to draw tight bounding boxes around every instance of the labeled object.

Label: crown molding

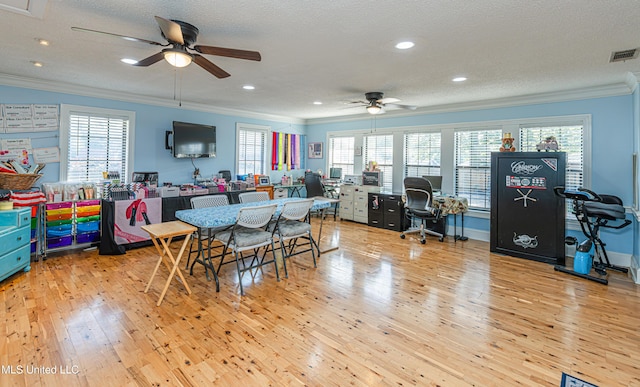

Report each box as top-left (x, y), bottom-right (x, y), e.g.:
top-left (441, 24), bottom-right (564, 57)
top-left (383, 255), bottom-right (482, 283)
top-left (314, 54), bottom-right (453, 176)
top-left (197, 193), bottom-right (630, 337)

top-left (306, 82), bottom-right (634, 125)
top-left (626, 71), bottom-right (640, 93)
top-left (0, 74), bottom-right (305, 125)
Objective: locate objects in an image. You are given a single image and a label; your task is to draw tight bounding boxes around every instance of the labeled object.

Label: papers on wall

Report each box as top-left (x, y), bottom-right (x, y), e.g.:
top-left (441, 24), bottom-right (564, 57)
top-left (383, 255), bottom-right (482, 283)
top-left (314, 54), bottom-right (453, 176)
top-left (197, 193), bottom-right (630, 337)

top-left (1, 104), bottom-right (59, 133)
top-left (32, 147), bottom-right (60, 163)
top-left (0, 138), bottom-right (32, 164)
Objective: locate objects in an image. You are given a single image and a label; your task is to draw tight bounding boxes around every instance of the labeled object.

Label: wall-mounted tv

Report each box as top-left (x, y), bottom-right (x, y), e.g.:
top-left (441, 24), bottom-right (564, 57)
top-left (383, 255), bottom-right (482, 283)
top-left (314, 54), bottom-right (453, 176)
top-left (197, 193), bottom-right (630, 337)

top-left (166, 121), bottom-right (216, 158)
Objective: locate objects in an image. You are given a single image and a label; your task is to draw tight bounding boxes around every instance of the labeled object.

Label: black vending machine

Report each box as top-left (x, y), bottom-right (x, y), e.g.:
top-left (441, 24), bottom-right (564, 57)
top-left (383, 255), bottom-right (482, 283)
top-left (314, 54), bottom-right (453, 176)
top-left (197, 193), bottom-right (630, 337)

top-left (490, 152), bottom-right (566, 265)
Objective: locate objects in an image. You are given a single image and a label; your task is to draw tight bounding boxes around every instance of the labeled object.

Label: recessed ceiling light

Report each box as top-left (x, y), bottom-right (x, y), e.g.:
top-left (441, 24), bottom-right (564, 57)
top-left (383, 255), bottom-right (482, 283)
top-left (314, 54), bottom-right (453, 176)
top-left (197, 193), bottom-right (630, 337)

top-left (121, 58), bottom-right (138, 65)
top-left (243, 85), bottom-right (255, 90)
top-left (313, 101), bottom-right (322, 105)
top-left (395, 41), bottom-right (415, 50)
top-left (31, 61), bottom-right (43, 67)
top-left (452, 77), bottom-right (467, 82)
top-left (36, 38), bottom-right (49, 46)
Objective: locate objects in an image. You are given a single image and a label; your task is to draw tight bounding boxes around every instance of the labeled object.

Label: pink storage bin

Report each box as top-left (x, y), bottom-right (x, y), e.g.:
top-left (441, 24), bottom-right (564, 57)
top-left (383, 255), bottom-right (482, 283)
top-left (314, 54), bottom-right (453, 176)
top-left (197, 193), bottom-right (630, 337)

top-left (76, 199), bottom-right (101, 207)
top-left (46, 202), bottom-right (73, 210)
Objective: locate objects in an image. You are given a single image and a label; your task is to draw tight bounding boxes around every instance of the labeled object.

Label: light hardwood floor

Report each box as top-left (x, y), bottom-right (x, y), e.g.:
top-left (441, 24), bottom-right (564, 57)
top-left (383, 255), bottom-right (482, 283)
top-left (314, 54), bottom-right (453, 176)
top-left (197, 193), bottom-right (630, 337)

top-left (1, 218), bottom-right (639, 386)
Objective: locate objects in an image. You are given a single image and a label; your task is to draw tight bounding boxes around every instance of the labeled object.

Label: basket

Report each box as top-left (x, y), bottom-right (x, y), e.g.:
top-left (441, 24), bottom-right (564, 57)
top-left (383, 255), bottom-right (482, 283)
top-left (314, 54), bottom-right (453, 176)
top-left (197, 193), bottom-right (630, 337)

top-left (0, 172), bottom-right (43, 190)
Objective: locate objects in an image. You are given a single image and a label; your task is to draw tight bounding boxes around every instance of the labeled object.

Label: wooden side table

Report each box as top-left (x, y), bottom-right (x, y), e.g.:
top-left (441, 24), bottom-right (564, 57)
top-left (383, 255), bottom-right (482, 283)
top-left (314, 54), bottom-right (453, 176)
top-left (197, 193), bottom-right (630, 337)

top-left (141, 221), bottom-right (197, 306)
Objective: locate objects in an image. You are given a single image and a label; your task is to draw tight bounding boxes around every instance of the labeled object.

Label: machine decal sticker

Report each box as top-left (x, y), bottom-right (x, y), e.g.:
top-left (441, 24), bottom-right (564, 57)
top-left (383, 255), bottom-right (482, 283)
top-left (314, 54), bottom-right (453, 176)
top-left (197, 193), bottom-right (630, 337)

top-left (514, 189), bottom-right (537, 207)
top-left (513, 233), bottom-right (538, 249)
top-left (510, 161), bottom-right (543, 175)
top-left (541, 158), bottom-right (558, 171)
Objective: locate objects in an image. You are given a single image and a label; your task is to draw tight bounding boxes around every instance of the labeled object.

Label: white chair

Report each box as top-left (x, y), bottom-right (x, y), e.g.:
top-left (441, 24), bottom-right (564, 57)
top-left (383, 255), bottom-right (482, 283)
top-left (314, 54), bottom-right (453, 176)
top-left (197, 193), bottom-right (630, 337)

top-left (272, 199), bottom-right (316, 278)
top-left (238, 191), bottom-right (270, 203)
top-left (214, 203), bottom-right (279, 295)
top-left (186, 195), bottom-right (229, 281)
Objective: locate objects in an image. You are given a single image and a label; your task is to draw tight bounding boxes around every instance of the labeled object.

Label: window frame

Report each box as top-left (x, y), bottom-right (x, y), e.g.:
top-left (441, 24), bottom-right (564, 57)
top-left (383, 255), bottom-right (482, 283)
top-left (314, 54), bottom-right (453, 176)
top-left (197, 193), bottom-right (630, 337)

top-left (363, 133), bottom-right (394, 191)
top-left (59, 104), bottom-right (135, 183)
top-left (235, 123), bottom-right (270, 176)
top-left (327, 135), bottom-right (355, 178)
top-left (403, 131), bottom-right (442, 179)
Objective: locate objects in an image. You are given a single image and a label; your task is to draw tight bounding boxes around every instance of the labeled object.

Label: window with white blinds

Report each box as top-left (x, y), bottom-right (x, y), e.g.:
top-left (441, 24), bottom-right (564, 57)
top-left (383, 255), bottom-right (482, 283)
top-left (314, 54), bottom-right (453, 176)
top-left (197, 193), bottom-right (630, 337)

top-left (519, 124), bottom-right (584, 189)
top-left (454, 129), bottom-right (502, 209)
top-left (404, 132), bottom-right (441, 177)
top-left (328, 136), bottom-right (355, 177)
top-left (60, 105), bottom-right (133, 183)
top-left (364, 134), bottom-right (393, 191)
top-left (236, 124), bottom-right (268, 175)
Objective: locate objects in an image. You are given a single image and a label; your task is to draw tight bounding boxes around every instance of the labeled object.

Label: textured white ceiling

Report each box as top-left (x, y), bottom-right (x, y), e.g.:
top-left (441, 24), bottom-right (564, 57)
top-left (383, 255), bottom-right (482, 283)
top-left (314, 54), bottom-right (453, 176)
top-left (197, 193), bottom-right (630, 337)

top-left (0, 0), bottom-right (639, 120)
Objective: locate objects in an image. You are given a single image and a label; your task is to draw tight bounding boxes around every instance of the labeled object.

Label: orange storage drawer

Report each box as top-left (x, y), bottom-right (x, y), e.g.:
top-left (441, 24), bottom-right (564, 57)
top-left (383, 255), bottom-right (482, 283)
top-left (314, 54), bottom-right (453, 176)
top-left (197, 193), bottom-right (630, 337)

top-left (46, 212), bottom-right (73, 221)
top-left (76, 205), bottom-right (101, 216)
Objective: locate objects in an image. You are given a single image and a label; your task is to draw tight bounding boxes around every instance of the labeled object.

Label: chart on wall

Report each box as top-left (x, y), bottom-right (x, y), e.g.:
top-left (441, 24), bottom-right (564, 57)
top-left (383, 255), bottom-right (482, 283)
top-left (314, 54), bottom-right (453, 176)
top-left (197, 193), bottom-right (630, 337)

top-left (490, 152), bottom-right (567, 265)
top-left (0, 104), bottom-right (59, 133)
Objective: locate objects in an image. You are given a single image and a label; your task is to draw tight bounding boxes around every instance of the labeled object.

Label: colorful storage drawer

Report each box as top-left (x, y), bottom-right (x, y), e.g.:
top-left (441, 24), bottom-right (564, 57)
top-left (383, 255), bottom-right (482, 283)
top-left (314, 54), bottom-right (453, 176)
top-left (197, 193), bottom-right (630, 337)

top-left (76, 205), bottom-right (100, 217)
top-left (47, 236), bottom-right (73, 249)
top-left (46, 212), bottom-right (73, 221)
top-left (46, 224), bottom-right (73, 238)
top-left (76, 221), bottom-right (99, 234)
top-left (76, 200), bottom-right (100, 207)
top-left (76, 215), bottom-right (100, 223)
top-left (77, 231), bottom-right (100, 244)
top-left (46, 202), bottom-right (73, 210)
top-left (46, 219), bottom-right (73, 227)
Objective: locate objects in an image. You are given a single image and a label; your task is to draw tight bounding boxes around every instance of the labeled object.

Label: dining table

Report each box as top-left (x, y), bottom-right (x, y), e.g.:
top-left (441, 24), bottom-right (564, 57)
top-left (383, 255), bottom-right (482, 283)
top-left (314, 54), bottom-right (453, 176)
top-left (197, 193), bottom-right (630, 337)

top-left (175, 197), bottom-right (338, 291)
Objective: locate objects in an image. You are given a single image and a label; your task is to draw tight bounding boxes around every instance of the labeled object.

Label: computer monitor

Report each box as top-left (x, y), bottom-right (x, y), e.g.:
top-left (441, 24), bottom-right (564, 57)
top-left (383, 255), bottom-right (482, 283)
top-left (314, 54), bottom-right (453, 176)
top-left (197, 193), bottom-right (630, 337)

top-left (422, 175), bottom-right (442, 192)
top-left (329, 167), bottom-right (342, 179)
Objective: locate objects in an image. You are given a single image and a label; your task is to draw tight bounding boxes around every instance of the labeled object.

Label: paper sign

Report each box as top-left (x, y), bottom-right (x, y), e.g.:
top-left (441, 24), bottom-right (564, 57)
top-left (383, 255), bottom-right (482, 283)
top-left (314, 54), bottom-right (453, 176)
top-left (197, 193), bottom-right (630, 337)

top-left (33, 147), bottom-right (60, 163)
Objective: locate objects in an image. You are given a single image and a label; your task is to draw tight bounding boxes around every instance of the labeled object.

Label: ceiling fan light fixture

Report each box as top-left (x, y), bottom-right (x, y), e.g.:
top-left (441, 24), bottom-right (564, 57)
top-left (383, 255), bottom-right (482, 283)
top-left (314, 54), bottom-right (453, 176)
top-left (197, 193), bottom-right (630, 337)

top-left (163, 50), bottom-right (192, 67)
top-left (367, 104), bottom-right (383, 114)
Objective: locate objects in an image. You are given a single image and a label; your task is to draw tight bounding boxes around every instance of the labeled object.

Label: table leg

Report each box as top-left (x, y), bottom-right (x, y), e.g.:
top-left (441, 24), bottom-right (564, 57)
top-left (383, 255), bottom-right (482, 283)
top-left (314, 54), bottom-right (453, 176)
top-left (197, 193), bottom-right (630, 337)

top-left (316, 207), bottom-right (339, 255)
top-left (144, 236), bottom-right (166, 293)
top-left (454, 213), bottom-right (468, 241)
top-left (152, 235), bottom-right (193, 306)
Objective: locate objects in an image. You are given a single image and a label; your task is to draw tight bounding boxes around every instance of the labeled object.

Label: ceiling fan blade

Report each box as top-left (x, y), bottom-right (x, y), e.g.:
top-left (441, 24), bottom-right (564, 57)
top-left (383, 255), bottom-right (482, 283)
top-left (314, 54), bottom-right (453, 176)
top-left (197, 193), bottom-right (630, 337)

top-left (71, 27), bottom-right (165, 46)
top-left (379, 97), bottom-right (400, 104)
top-left (385, 103), bottom-right (417, 110)
top-left (132, 52), bottom-right (165, 67)
top-left (154, 16), bottom-right (184, 45)
top-left (193, 54), bottom-right (230, 78)
top-left (194, 45), bottom-right (262, 61)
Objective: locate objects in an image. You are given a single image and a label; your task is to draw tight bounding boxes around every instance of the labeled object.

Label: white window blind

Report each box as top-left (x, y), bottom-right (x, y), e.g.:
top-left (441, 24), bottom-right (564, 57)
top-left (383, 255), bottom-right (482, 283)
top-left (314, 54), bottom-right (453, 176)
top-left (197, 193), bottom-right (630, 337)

top-left (404, 132), bottom-right (441, 177)
top-left (364, 134), bottom-right (393, 191)
top-left (519, 124), bottom-right (584, 189)
top-left (237, 125), bottom-right (268, 175)
top-left (454, 129), bottom-right (502, 209)
top-left (65, 110), bottom-right (130, 183)
top-left (328, 136), bottom-right (355, 177)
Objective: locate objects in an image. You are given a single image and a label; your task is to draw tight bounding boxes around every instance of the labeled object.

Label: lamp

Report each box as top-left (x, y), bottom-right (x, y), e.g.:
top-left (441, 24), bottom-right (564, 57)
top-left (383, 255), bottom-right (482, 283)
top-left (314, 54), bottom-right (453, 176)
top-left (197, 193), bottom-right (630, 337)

top-left (163, 49), bottom-right (192, 68)
top-left (366, 104), bottom-right (383, 115)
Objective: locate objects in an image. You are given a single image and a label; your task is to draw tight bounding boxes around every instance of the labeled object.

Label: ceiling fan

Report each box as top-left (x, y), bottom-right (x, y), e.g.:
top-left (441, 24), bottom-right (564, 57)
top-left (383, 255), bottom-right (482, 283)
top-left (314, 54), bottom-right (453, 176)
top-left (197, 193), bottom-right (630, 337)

top-left (71, 16), bottom-right (261, 79)
top-left (346, 92), bottom-right (417, 115)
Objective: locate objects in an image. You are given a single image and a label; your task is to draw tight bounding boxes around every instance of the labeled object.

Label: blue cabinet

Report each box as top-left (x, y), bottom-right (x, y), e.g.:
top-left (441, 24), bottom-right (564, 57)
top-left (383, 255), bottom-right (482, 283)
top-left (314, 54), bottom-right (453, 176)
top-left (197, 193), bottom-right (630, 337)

top-left (0, 207), bottom-right (32, 282)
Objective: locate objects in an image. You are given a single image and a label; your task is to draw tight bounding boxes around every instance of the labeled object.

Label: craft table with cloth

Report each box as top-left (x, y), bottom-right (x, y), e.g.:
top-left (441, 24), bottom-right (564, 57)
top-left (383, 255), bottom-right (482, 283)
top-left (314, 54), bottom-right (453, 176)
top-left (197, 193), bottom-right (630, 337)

top-left (433, 195), bottom-right (469, 241)
top-left (175, 197), bottom-right (334, 292)
top-left (141, 221), bottom-right (197, 306)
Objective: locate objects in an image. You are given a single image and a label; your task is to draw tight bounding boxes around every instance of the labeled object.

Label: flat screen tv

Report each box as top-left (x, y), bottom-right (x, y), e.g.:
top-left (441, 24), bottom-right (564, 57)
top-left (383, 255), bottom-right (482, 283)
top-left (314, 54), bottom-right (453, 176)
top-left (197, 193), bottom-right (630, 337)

top-left (166, 121), bottom-right (216, 158)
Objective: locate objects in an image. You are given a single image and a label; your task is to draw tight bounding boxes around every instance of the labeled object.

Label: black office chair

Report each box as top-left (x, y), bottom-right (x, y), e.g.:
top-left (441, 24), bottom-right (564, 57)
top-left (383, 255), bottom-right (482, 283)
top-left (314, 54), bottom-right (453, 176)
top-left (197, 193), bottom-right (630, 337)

top-left (304, 172), bottom-right (338, 219)
top-left (400, 177), bottom-right (444, 244)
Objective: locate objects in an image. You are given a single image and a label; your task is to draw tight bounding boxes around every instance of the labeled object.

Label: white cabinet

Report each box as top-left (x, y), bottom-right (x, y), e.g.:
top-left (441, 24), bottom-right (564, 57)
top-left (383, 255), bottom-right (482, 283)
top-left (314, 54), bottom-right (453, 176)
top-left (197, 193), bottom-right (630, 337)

top-left (274, 187), bottom-right (288, 199)
top-left (339, 185), bottom-right (379, 223)
top-left (338, 185), bottom-right (354, 220)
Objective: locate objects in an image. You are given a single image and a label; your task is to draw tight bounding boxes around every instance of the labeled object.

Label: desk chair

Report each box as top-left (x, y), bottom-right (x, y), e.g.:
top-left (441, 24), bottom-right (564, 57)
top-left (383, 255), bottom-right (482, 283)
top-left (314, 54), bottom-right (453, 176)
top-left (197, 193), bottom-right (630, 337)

top-left (186, 195), bottom-right (229, 275)
top-left (400, 177), bottom-right (444, 244)
top-left (239, 191), bottom-right (270, 203)
top-left (305, 172), bottom-right (338, 219)
top-left (272, 199), bottom-right (316, 278)
top-left (214, 203), bottom-right (279, 295)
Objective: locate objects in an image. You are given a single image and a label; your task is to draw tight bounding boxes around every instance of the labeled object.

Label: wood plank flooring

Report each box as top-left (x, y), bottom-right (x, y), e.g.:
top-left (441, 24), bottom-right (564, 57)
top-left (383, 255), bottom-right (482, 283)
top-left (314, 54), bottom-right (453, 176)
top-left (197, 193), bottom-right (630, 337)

top-left (1, 218), bottom-right (639, 386)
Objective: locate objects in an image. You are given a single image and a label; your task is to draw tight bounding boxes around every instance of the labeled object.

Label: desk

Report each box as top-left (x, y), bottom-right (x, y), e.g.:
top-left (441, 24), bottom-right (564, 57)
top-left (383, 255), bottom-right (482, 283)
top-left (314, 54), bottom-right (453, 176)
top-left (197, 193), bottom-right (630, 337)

top-left (141, 221), bottom-right (196, 306)
top-left (433, 196), bottom-right (469, 241)
top-left (175, 198), bottom-right (336, 289)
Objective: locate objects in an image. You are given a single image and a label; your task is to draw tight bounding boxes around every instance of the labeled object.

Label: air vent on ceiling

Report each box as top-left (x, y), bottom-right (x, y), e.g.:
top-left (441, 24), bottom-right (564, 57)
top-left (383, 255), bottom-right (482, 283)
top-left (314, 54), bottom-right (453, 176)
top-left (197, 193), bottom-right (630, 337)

top-left (609, 48), bottom-right (639, 63)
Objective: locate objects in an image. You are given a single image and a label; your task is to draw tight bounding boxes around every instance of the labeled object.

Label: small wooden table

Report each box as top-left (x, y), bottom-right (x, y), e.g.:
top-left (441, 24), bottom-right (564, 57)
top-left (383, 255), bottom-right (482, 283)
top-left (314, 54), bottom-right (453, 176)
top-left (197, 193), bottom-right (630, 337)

top-left (141, 221), bottom-right (197, 306)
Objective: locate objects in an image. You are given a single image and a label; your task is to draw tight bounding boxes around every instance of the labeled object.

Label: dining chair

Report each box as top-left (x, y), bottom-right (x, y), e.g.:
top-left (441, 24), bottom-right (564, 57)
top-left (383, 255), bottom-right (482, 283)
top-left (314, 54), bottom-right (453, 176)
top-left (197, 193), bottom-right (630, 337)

top-left (272, 199), bottom-right (316, 278)
top-left (186, 194), bottom-right (229, 274)
top-left (214, 203), bottom-right (279, 295)
top-left (238, 191), bottom-right (270, 203)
